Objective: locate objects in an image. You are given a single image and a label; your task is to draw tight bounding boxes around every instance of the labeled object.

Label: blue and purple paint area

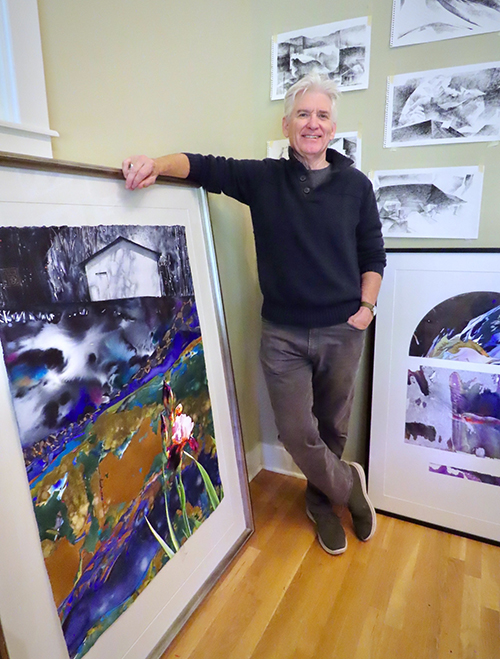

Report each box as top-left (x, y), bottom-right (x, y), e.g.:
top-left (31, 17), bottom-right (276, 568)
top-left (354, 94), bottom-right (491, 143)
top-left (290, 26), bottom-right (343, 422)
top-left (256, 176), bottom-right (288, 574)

top-left (430, 463), bottom-right (500, 488)
top-left (0, 225), bottom-right (223, 659)
top-left (406, 291), bottom-right (500, 464)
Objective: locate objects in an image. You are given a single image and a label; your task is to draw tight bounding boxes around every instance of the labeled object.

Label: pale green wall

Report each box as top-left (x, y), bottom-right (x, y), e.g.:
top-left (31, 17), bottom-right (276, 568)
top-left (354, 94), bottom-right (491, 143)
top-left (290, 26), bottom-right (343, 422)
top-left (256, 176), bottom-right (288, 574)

top-left (37, 0), bottom-right (500, 466)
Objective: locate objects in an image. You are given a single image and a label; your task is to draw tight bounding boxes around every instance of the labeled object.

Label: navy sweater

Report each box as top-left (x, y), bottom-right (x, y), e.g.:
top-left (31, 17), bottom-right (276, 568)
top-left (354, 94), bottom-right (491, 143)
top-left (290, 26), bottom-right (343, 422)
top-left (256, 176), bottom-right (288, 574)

top-left (186, 149), bottom-right (385, 328)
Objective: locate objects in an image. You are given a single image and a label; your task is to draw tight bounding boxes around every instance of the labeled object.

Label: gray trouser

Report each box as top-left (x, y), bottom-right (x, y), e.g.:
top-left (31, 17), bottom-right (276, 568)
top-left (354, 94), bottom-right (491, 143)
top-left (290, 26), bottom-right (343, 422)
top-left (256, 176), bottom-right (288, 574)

top-left (260, 319), bottom-right (366, 512)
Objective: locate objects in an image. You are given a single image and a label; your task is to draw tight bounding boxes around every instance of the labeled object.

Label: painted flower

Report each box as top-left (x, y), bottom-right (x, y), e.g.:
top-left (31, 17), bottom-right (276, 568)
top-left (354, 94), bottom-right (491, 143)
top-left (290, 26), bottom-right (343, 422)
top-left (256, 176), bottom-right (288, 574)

top-left (172, 413), bottom-right (194, 444)
top-left (161, 403), bottom-right (199, 471)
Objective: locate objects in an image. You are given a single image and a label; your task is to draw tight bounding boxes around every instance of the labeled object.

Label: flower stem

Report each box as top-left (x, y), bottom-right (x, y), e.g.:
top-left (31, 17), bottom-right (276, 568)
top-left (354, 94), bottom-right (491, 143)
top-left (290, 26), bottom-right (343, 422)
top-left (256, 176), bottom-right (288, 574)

top-left (183, 451), bottom-right (220, 511)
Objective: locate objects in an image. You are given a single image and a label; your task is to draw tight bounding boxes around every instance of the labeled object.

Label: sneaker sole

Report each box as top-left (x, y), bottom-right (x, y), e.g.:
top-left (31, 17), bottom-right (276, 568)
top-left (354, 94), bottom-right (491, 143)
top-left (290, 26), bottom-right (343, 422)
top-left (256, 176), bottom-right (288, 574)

top-left (306, 508), bottom-right (347, 555)
top-left (349, 462), bottom-right (377, 541)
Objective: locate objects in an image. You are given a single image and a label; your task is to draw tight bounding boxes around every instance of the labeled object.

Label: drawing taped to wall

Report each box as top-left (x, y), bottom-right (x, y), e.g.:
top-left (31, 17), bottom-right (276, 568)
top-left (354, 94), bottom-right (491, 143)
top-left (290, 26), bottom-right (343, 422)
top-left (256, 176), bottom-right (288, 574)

top-left (271, 17), bottom-right (371, 100)
top-left (371, 166), bottom-right (483, 238)
top-left (391, 0), bottom-right (500, 47)
top-left (384, 61), bottom-right (500, 147)
top-left (0, 224), bottom-right (223, 659)
top-left (266, 131), bottom-right (362, 169)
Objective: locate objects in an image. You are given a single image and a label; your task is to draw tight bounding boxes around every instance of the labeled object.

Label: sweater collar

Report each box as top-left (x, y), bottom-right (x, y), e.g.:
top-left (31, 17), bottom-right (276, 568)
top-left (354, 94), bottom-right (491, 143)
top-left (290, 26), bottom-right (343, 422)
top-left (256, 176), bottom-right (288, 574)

top-left (288, 147), bottom-right (354, 172)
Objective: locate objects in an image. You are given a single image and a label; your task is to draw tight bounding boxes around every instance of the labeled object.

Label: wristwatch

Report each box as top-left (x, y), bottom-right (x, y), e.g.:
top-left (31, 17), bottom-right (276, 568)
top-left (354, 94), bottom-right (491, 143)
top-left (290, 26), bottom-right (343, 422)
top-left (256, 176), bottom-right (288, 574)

top-left (360, 301), bottom-right (377, 317)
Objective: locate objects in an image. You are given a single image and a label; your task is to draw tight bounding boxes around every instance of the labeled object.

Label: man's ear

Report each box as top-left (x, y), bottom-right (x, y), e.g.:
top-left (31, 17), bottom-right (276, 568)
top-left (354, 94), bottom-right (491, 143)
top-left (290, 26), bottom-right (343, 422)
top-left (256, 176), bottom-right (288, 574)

top-left (330, 123), bottom-right (337, 140)
top-left (282, 116), bottom-right (289, 138)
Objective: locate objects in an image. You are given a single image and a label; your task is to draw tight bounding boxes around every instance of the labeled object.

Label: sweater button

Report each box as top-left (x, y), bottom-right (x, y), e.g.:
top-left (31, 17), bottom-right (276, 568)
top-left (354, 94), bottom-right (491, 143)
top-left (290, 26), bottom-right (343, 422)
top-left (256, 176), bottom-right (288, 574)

top-left (303, 187), bottom-right (311, 194)
top-left (300, 175), bottom-right (307, 181)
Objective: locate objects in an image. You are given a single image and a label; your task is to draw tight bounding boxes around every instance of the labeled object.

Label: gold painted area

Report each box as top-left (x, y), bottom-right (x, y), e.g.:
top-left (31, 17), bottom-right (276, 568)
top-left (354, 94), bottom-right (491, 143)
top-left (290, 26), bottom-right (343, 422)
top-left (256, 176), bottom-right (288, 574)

top-left (100, 413), bottom-right (163, 507)
top-left (92, 405), bottom-right (152, 452)
top-left (44, 536), bottom-right (82, 607)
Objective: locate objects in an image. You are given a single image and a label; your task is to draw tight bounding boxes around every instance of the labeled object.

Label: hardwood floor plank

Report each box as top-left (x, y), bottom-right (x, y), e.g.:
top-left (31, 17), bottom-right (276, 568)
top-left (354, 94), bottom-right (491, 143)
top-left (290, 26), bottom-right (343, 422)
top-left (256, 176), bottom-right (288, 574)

top-left (383, 531), bottom-right (421, 630)
top-left (461, 574), bottom-right (482, 659)
top-left (437, 557), bottom-right (465, 659)
top-left (162, 545), bottom-right (261, 658)
top-left (464, 538), bottom-right (483, 578)
top-left (159, 471), bottom-right (500, 659)
top-left (482, 543), bottom-right (500, 612)
top-left (249, 542), bottom-right (355, 659)
top-left (480, 607), bottom-right (500, 659)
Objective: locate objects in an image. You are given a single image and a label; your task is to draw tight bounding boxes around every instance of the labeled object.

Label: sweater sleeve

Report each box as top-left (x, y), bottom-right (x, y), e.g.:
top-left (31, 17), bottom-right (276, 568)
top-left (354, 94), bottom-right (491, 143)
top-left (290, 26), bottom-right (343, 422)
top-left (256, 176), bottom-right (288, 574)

top-left (185, 153), bottom-right (266, 206)
top-left (356, 179), bottom-right (386, 277)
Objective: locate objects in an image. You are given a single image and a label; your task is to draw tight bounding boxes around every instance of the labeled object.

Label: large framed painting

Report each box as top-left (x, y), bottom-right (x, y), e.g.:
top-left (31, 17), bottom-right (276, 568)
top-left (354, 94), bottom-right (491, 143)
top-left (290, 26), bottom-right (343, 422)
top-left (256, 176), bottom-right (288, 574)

top-left (368, 249), bottom-right (500, 542)
top-left (0, 153), bottom-right (253, 659)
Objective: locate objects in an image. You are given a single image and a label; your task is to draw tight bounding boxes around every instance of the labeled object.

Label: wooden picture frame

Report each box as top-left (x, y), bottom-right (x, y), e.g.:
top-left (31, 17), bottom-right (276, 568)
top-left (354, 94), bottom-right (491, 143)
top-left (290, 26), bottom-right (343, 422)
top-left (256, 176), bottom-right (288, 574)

top-left (368, 249), bottom-right (500, 543)
top-left (0, 153), bottom-right (253, 659)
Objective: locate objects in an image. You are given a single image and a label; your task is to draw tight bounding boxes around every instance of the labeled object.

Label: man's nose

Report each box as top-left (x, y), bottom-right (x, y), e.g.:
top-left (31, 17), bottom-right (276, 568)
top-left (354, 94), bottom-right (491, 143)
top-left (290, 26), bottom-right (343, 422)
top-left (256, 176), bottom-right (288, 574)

top-left (307, 112), bottom-right (320, 128)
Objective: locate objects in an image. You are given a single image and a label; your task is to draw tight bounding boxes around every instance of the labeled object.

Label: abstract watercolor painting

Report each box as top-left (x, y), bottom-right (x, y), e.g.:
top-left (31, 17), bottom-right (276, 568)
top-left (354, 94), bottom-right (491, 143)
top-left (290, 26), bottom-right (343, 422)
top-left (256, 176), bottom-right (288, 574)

top-left (406, 365), bottom-right (500, 458)
top-left (407, 290), bottom-right (500, 458)
top-left (266, 131), bottom-right (362, 169)
top-left (391, 0), bottom-right (500, 47)
top-left (369, 251), bottom-right (500, 541)
top-left (384, 62), bottom-right (500, 147)
top-left (372, 166), bottom-right (483, 238)
top-left (430, 463), bottom-right (500, 486)
top-left (410, 291), bottom-right (499, 363)
top-left (271, 17), bottom-right (371, 100)
top-left (0, 224), bottom-right (223, 659)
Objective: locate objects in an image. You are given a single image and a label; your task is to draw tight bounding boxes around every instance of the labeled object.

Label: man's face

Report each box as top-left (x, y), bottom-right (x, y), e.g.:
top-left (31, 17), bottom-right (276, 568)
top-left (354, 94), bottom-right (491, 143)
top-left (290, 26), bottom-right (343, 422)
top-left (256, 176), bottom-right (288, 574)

top-left (282, 91), bottom-right (336, 163)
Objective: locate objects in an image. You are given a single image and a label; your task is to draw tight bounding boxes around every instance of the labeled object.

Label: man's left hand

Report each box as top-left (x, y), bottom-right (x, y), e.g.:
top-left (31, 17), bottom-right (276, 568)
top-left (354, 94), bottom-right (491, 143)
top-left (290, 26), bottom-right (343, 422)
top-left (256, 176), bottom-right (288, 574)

top-left (347, 305), bottom-right (373, 331)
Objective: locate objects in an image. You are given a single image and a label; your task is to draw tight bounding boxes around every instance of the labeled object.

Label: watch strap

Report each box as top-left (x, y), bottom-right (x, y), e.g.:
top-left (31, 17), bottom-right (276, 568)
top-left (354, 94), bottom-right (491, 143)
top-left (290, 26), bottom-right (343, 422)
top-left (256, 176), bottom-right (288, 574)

top-left (360, 301), bottom-right (376, 317)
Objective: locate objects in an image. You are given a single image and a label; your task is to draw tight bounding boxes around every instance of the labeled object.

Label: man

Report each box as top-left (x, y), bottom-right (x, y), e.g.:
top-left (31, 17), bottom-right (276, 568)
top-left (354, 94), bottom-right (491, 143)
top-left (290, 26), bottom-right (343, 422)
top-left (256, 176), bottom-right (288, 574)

top-left (122, 72), bottom-right (385, 555)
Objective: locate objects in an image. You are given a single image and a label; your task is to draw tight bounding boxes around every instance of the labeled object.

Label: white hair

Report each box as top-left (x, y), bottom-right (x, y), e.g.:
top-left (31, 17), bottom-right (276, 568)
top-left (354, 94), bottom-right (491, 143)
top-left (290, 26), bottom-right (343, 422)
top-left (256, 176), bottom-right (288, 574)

top-left (284, 72), bottom-right (339, 122)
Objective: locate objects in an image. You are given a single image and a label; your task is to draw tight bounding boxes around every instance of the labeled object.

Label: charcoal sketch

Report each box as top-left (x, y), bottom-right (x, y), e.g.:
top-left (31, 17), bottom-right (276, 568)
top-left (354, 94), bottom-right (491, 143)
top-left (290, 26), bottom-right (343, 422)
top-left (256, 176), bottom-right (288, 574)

top-left (391, 0), bottom-right (500, 47)
top-left (372, 166), bottom-right (483, 238)
top-left (385, 62), bottom-right (500, 147)
top-left (271, 17), bottom-right (371, 100)
top-left (267, 131), bottom-right (362, 169)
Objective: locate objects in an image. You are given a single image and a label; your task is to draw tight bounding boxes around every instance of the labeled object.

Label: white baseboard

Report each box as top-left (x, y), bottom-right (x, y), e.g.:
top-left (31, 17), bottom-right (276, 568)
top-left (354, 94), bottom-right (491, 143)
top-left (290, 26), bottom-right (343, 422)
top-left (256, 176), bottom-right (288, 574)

top-left (244, 442), bottom-right (263, 482)
top-left (245, 440), bottom-right (307, 482)
top-left (261, 442), bottom-right (306, 480)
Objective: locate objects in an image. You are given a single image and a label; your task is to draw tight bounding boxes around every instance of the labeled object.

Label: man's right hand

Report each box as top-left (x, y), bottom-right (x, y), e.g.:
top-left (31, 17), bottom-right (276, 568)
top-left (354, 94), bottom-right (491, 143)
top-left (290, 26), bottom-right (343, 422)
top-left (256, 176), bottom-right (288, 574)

top-left (122, 155), bottom-right (158, 190)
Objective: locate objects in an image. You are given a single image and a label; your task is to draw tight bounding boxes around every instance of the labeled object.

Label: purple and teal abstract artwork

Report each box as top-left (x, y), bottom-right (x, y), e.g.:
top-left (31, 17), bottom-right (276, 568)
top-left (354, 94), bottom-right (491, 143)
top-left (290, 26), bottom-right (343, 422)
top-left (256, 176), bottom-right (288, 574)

top-left (407, 366), bottom-right (500, 457)
top-left (430, 463), bottom-right (500, 487)
top-left (410, 291), bottom-right (500, 364)
top-left (406, 291), bottom-right (500, 464)
top-left (0, 225), bottom-right (223, 659)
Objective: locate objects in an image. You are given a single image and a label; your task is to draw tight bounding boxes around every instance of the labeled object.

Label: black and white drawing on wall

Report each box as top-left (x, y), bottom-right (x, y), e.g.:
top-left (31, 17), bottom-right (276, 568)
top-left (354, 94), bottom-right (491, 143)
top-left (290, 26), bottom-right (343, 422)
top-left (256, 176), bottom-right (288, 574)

top-left (385, 61), bottom-right (500, 147)
top-left (371, 166), bottom-right (483, 238)
top-left (267, 131), bottom-right (362, 169)
top-left (391, 0), bottom-right (500, 47)
top-left (271, 17), bottom-right (371, 100)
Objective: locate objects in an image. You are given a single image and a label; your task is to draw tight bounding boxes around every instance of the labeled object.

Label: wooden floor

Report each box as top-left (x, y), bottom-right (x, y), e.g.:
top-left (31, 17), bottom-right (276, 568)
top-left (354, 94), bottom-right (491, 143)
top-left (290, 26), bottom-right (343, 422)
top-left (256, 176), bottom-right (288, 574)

top-left (162, 470), bottom-right (500, 659)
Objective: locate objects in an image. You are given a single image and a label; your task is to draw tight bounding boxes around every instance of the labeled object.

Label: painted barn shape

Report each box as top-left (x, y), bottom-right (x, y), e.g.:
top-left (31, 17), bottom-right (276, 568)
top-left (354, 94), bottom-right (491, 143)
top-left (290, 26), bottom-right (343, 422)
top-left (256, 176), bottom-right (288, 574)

top-left (83, 236), bottom-right (163, 302)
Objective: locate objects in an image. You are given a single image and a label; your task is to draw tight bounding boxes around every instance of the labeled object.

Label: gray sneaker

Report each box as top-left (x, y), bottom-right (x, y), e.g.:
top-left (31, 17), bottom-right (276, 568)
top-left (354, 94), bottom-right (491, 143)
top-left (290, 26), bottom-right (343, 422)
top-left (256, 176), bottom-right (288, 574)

top-left (306, 507), bottom-right (347, 555)
top-left (347, 462), bottom-right (376, 541)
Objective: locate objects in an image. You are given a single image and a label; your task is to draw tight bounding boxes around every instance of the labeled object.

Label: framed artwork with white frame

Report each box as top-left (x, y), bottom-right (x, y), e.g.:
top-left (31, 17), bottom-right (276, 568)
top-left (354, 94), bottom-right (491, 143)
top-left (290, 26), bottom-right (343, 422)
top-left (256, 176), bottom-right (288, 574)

top-left (0, 153), bottom-right (253, 659)
top-left (369, 249), bottom-right (500, 543)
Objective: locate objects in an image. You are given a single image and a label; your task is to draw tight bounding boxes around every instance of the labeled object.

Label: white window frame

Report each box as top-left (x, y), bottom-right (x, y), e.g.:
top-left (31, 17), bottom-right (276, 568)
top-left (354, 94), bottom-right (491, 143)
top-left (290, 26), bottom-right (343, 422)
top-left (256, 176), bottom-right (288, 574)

top-left (0, 0), bottom-right (58, 157)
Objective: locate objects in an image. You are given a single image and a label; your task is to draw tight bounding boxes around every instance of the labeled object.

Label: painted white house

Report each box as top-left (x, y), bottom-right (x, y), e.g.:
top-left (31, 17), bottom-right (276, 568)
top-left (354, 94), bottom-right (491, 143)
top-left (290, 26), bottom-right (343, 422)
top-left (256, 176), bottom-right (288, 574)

top-left (83, 237), bottom-right (163, 302)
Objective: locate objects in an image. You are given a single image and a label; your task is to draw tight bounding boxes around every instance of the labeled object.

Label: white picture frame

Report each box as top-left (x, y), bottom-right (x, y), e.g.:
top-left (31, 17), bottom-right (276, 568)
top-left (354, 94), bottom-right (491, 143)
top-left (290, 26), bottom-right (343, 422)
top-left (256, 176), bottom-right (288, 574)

top-left (369, 249), bottom-right (500, 542)
top-left (0, 153), bottom-right (253, 659)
